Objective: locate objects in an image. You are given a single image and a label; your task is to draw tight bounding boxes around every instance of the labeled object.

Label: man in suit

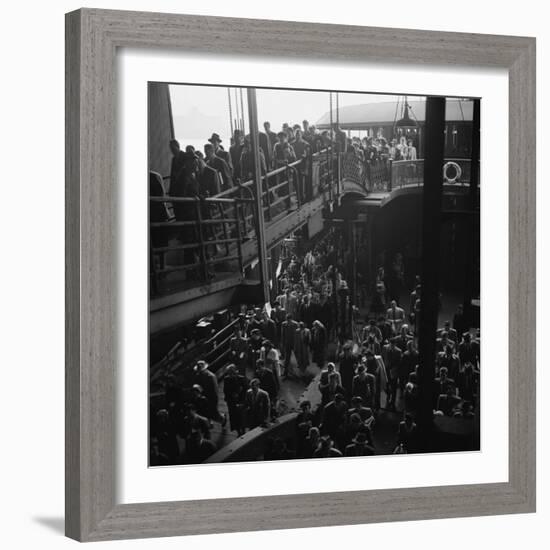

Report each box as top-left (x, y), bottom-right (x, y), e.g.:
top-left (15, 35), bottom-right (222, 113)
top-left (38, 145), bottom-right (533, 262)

top-left (222, 364), bottom-right (248, 436)
top-left (338, 343), bottom-right (357, 398)
top-left (208, 132), bottom-right (233, 174)
top-left (194, 360), bottom-right (226, 427)
top-left (437, 344), bottom-right (460, 381)
top-left (393, 323), bottom-right (412, 349)
top-left (261, 311), bottom-right (277, 344)
top-left (229, 326), bottom-right (248, 376)
top-left (204, 143), bottom-right (233, 191)
top-left (229, 129), bottom-right (244, 180)
top-left (434, 367), bottom-right (456, 407)
top-left (383, 339), bottom-right (403, 411)
top-left (281, 313), bottom-right (299, 378)
top-left (436, 330), bottom-right (456, 353)
top-left (400, 339), bottom-right (419, 391)
top-left (352, 363), bottom-right (376, 408)
top-left (197, 156), bottom-right (220, 197)
top-left (386, 300), bottom-right (406, 335)
top-left (320, 393), bottom-right (348, 449)
top-left (256, 359), bottom-right (278, 418)
top-left (437, 320), bottom-right (458, 343)
top-left (458, 331), bottom-right (479, 368)
top-left (311, 319), bottom-right (327, 367)
top-left (245, 378), bottom-right (270, 429)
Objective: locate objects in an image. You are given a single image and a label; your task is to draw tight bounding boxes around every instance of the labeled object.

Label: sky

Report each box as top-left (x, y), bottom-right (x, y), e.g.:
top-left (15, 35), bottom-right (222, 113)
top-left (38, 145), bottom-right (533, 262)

top-left (169, 84), bottom-right (411, 151)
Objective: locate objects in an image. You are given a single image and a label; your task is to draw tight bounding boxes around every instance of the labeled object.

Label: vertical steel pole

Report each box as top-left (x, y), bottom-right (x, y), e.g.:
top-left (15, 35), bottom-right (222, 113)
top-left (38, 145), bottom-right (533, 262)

top-left (417, 96), bottom-right (446, 449)
top-left (463, 99), bottom-right (480, 326)
top-left (227, 87), bottom-right (234, 139)
top-left (239, 88), bottom-right (246, 134)
top-left (329, 92), bottom-right (334, 202)
top-left (247, 88), bottom-right (270, 302)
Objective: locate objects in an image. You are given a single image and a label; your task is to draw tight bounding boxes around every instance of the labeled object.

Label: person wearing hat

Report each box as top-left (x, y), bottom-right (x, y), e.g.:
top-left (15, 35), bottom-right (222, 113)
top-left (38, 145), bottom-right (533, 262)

top-left (260, 311), bottom-right (277, 345)
top-left (244, 378), bottom-right (270, 429)
top-left (320, 393), bottom-right (348, 448)
top-left (194, 361), bottom-right (227, 428)
top-left (352, 363), bottom-right (376, 409)
top-left (397, 412), bottom-right (418, 453)
top-left (248, 327), bottom-right (264, 371)
top-left (204, 142), bottom-right (233, 191)
top-left (229, 129), bottom-right (244, 179)
top-left (338, 343), bottom-right (357, 398)
top-left (382, 338), bottom-right (403, 411)
top-left (247, 307), bottom-right (263, 335)
top-left (222, 364), bottom-right (248, 436)
top-left (344, 431), bottom-right (375, 457)
top-left (207, 132), bottom-right (233, 174)
top-left (229, 325), bottom-right (248, 376)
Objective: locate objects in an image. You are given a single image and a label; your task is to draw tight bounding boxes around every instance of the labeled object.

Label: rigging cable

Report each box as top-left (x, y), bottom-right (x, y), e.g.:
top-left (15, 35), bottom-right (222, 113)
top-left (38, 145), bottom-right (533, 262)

top-left (227, 87), bottom-right (234, 138)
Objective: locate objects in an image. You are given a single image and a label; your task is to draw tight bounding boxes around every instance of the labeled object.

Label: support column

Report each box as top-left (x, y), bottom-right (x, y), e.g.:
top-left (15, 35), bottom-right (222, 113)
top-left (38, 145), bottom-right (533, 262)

top-left (247, 88), bottom-right (270, 302)
top-left (463, 99), bottom-right (480, 326)
top-left (417, 97), bottom-right (446, 448)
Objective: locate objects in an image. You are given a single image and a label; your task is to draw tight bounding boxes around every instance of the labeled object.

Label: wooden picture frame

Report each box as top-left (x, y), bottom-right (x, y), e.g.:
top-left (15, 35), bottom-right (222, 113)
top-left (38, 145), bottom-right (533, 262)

top-left (65, 8), bottom-right (536, 542)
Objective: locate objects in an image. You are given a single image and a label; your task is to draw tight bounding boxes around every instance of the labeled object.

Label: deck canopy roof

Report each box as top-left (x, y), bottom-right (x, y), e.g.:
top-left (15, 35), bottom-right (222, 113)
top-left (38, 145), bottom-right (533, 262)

top-left (315, 98), bottom-right (474, 130)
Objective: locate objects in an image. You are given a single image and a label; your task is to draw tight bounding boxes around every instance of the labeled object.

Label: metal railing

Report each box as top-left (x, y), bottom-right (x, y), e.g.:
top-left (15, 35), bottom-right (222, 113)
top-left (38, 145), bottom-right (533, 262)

top-left (150, 148), bottom-right (337, 296)
top-left (150, 315), bottom-right (243, 390)
top-left (150, 195), bottom-right (252, 295)
top-left (391, 158), bottom-right (473, 190)
top-left (340, 155), bottom-right (474, 194)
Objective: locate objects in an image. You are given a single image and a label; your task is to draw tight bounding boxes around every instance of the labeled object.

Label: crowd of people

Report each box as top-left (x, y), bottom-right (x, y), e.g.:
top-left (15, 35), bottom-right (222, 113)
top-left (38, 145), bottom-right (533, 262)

top-left (164, 120), bottom-right (333, 200)
top-left (163, 120), bottom-right (418, 200)
top-left (151, 221), bottom-right (479, 465)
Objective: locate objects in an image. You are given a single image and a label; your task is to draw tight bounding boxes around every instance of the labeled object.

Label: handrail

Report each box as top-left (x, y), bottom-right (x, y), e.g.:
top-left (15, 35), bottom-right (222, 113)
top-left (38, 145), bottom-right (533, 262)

top-left (150, 315), bottom-right (243, 386)
top-left (149, 147), bottom-right (336, 297)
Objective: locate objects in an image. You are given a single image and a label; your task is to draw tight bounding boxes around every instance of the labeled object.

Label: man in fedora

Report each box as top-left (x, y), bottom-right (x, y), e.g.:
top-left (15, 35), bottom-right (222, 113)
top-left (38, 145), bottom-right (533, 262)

top-left (207, 132), bottom-right (233, 174)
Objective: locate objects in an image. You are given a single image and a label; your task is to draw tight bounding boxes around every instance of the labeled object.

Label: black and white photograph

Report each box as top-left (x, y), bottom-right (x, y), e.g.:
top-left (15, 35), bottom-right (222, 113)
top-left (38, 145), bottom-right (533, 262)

top-left (148, 83), bottom-right (480, 466)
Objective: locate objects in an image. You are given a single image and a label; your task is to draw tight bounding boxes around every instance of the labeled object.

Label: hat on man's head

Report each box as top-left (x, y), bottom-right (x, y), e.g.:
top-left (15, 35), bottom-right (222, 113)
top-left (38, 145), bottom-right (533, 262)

top-left (208, 132), bottom-right (222, 143)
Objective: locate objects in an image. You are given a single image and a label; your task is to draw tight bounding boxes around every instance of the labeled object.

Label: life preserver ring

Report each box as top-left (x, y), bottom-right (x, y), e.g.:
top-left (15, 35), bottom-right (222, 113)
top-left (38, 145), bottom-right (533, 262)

top-left (443, 161), bottom-right (462, 184)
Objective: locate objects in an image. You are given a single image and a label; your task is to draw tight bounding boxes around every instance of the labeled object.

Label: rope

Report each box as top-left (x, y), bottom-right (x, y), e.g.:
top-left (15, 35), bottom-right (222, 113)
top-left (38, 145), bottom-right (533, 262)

top-left (227, 87), bottom-right (234, 138)
top-left (239, 88), bottom-right (245, 133)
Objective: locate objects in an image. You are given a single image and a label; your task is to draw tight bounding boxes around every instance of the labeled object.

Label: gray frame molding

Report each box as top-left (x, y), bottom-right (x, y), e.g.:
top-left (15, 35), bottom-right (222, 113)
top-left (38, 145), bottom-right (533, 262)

top-left (65, 8), bottom-right (536, 542)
